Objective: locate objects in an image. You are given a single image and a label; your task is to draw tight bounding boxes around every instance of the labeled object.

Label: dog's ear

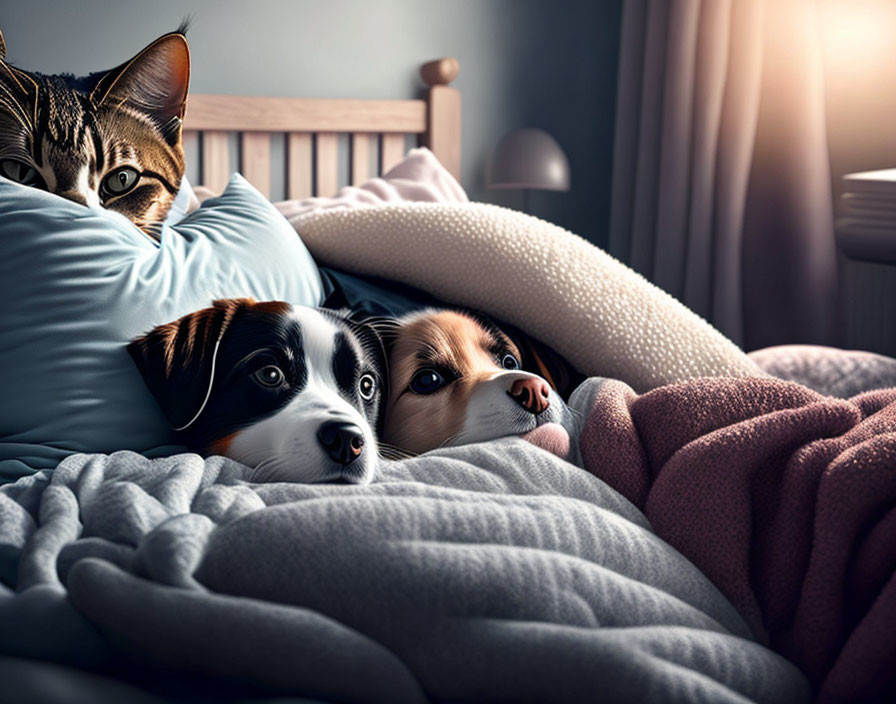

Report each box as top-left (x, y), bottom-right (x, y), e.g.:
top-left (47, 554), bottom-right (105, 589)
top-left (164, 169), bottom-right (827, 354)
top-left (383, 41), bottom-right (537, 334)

top-left (328, 308), bottom-right (399, 355)
top-left (353, 314), bottom-right (400, 355)
top-left (330, 309), bottom-right (396, 432)
top-left (128, 298), bottom-right (254, 432)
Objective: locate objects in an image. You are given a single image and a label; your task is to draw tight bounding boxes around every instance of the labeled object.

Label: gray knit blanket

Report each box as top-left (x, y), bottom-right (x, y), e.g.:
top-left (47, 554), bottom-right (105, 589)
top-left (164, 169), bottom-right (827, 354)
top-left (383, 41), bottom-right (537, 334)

top-left (0, 439), bottom-right (808, 703)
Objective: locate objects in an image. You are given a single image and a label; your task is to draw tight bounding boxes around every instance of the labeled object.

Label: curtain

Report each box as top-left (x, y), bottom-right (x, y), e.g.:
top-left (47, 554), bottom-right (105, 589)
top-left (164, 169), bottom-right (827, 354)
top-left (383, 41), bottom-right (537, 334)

top-left (609, 0), bottom-right (837, 350)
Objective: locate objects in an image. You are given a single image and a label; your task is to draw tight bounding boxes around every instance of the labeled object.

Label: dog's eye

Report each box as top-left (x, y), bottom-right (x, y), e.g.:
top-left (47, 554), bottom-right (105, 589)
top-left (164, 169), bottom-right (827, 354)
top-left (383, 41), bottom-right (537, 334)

top-left (359, 373), bottom-right (377, 400)
top-left (501, 354), bottom-right (520, 370)
top-left (409, 369), bottom-right (446, 395)
top-left (254, 365), bottom-right (285, 387)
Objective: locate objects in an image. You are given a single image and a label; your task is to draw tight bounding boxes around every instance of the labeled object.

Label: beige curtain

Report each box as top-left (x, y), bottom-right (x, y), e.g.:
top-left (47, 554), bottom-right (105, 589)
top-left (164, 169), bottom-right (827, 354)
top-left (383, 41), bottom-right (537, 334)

top-left (609, 0), bottom-right (837, 349)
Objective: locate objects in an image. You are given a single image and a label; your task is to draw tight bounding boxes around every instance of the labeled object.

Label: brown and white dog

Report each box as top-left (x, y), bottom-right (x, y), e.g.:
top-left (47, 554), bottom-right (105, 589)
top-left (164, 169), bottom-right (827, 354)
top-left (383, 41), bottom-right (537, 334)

top-left (128, 298), bottom-right (386, 484)
top-left (382, 308), bottom-right (575, 457)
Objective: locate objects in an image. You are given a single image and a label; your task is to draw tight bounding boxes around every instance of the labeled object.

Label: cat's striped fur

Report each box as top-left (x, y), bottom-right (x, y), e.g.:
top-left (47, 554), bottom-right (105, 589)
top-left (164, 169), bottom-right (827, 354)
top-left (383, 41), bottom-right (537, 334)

top-left (0, 25), bottom-right (190, 239)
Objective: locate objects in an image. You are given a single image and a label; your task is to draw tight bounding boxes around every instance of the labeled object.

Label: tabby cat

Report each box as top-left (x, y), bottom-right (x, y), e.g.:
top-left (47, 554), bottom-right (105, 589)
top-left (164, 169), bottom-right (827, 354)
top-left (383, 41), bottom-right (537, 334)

top-left (0, 25), bottom-right (190, 239)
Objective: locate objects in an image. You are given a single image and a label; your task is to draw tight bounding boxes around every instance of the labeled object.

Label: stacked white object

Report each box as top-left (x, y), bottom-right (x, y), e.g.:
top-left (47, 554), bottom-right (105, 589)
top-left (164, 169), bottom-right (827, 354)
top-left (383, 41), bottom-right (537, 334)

top-left (837, 168), bottom-right (896, 263)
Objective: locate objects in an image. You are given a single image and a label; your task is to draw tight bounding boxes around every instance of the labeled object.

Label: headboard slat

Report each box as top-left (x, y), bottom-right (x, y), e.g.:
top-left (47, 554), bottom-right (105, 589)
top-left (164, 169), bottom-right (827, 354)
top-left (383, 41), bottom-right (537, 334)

top-left (185, 57), bottom-right (460, 196)
top-left (202, 131), bottom-right (231, 194)
top-left (380, 133), bottom-right (405, 174)
top-left (240, 132), bottom-right (272, 198)
top-left (315, 133), bottom-right (339, 198)
top-left (185, 95), bottom-right (427, 134)
top-left (286, 133), bottom-right (312, 199)
top-left (351, 133), bottom-right (371, 186)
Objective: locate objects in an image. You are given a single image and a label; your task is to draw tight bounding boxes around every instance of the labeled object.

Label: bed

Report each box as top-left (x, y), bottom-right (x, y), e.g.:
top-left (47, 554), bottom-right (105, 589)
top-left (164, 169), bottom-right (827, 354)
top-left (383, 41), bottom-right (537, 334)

top-left (182, 56), bottom-right (462, 198)
top-left (2, 57), bottom-right (896, 704)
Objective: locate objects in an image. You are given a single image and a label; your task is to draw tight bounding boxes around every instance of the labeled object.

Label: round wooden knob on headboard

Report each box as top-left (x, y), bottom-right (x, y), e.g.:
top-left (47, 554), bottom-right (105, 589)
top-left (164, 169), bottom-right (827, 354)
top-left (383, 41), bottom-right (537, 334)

top-left (420, 57), bottom-right (460, 86)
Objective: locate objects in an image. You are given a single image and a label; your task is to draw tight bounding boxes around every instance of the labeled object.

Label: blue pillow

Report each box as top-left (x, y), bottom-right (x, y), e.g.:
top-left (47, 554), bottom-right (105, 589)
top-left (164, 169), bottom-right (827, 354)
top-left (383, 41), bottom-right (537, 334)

top-left (163, 176), bottom-right (197, 227)
top-left (0, 174), bottom-right (323, 482)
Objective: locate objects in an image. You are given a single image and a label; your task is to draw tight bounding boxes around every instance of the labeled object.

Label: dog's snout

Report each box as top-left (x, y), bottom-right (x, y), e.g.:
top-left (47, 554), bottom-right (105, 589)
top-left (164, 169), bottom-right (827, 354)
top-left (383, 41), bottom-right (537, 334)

top-left (508, 377), bottom-right (551, 414)
top-left (317, 421), bottom-right (365, 465)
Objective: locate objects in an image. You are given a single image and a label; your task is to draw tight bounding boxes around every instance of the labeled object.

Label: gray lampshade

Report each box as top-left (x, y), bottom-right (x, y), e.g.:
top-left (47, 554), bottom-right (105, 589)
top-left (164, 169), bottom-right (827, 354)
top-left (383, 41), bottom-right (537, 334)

top-left (488, 128), bottom-right (571, 191)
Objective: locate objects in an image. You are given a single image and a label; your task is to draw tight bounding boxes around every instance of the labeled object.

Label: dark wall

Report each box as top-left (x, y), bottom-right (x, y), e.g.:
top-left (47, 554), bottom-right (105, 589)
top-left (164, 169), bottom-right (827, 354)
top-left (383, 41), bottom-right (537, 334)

top-left (0, 0), bottom-right (621, 245)
top-left (482, 0), bottom-right (622, 249)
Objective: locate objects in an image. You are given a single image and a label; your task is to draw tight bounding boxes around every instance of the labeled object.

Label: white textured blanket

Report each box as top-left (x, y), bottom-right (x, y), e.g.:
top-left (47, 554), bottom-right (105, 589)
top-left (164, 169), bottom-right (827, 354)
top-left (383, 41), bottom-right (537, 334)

top-left (294, 203), bottom-right (764, 392)
top-left (0, 441), bottom-right (807, 703)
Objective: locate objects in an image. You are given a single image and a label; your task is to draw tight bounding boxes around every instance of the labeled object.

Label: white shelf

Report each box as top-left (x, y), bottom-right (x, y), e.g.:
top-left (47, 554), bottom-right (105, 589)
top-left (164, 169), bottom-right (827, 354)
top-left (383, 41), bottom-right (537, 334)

top-left (843, 168), bottom-right (896, 195)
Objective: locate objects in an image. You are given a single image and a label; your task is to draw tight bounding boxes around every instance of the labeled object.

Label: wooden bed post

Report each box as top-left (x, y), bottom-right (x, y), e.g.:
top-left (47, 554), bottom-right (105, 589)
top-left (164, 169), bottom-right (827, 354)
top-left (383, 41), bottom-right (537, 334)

top-left (420, 57), bottom-right (462, 183)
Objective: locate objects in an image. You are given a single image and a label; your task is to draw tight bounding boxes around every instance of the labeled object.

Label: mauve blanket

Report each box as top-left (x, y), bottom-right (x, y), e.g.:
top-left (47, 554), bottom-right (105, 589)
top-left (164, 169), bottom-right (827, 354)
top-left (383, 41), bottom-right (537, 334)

top-left (571, 376), bottom-right (896, 704)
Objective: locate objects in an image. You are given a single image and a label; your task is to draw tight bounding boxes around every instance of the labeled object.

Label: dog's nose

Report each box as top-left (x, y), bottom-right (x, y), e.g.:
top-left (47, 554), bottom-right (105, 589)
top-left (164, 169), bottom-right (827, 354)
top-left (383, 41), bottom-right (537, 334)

top-left (508, 377), bottom-right (551, 414)
top-left (317, 421), bottom-right (365, 465)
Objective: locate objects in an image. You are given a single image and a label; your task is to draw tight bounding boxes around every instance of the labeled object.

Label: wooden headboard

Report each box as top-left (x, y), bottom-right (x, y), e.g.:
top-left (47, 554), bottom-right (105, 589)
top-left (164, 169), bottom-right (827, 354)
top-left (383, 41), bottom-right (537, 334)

top-left (182, 57), bottom-right (461, 199)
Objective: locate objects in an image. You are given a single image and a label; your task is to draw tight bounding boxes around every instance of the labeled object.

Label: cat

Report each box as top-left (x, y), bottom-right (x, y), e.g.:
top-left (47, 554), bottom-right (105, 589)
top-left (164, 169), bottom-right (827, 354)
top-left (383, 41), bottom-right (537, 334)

top-left (0, 24), bottom-right (190, 239)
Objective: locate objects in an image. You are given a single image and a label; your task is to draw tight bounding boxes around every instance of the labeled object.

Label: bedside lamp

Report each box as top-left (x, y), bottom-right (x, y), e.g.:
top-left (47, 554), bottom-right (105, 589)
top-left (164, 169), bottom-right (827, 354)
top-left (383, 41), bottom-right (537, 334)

top-left (487, 128), bottom-right (571, 214)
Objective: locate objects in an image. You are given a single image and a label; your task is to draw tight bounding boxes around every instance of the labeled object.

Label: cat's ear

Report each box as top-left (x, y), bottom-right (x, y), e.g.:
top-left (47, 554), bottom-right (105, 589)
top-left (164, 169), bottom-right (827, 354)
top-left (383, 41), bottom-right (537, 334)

top-left (92, 31), bottom-right (190, 145)
top-left (0, 27), bottom-right (6, 60)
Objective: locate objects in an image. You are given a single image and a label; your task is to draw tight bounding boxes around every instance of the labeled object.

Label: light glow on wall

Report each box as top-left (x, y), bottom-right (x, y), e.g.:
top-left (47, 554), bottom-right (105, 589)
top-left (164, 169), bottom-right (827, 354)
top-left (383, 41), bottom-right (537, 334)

top-left (820, 0), bottom-right (892, 80)
top-left (819, 0), bottom-right (896, 200)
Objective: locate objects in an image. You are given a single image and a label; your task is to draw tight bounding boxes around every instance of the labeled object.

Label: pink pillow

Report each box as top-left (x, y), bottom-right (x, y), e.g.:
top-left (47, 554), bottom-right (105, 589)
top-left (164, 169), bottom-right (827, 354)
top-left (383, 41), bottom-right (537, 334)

top-left (274, 147), bottom-right (467, 223)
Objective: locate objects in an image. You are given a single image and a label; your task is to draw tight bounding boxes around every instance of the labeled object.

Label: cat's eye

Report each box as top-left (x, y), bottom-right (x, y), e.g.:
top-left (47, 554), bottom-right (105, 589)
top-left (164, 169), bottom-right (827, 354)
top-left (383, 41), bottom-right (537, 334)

top-left (253, 365), bottom-right (285, 388)
top-left (358, 373), bottom-right (377, 401)
top-left (501, 354), bottom-right (520, 370)
top-left (102, 167), bottom-right (140, 196)
top-left (409, 369), bottom-right (446, 395)
top-left (1, 159), bottom-right (44, 188)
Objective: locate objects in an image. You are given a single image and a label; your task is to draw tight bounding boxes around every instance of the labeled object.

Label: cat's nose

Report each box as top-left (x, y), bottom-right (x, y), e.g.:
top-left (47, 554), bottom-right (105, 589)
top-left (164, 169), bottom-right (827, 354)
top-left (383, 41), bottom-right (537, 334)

top-left (56, 190), bottom-right (88, 206)
top-left (57, 189), bottom-right (102, 209)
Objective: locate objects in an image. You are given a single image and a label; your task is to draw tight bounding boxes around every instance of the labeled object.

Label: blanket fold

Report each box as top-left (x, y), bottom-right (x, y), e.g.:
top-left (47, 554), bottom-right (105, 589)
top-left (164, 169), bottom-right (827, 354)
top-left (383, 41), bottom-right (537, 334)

top-left (0, 440), bottom-right (807, 703)
top-left (572, 377), bottom-right (896, 704)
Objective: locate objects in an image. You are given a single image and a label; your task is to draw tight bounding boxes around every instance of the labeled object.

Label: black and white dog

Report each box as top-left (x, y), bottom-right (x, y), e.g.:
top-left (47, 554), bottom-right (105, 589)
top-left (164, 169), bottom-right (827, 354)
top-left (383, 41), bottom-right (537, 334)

top-left (128, 298), bottom-right (386, 484)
